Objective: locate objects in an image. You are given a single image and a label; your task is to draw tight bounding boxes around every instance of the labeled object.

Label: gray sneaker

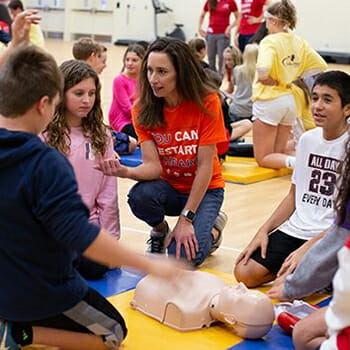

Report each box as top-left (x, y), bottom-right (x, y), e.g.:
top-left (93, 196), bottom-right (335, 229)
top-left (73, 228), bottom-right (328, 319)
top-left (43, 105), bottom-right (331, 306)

top-left (209, 211), bottom-right (228, 254)
top-left (146, 222), bottom-right (170, 254)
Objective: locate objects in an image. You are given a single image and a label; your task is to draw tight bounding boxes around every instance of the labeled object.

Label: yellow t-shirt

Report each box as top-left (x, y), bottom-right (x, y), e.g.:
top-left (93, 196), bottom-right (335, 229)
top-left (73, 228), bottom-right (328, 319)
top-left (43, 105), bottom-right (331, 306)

top-left (29, 24), bottom-right (45, 49)
top-left (252, 33), bottom-right (327, 101)
top-left (292, 85), bottom-right (315, 131)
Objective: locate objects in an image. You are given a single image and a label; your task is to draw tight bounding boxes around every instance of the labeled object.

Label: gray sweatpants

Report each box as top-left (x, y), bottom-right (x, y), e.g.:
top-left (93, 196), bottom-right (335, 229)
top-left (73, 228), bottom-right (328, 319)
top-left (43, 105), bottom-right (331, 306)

top-left (206, 33), bottom-right (230, 74)
top-left (283, 224), bottom-right (349, 299)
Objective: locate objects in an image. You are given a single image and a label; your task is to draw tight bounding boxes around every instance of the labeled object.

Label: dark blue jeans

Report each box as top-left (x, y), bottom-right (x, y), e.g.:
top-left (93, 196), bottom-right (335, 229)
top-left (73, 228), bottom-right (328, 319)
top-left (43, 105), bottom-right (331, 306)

top-left (128, 179), bottom-right (224, 266)
top-left (238, 33), bottom-right (254, 53)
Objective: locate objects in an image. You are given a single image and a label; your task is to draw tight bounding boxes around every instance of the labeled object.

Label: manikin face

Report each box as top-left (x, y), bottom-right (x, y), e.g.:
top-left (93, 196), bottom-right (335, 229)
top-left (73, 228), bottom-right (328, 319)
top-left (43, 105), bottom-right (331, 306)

top-left (311, 85), bottom-right (350, 137)
top-left (211, 283), bottom-right (274, 339)
top-left (147, 51), bottom-right (179, 106)
top-left (124, 51), bottom-right (142, 77)
top-left (223, 51), bottom-right (234, 69)
top-left (65, 77), bottom-right (96, 127)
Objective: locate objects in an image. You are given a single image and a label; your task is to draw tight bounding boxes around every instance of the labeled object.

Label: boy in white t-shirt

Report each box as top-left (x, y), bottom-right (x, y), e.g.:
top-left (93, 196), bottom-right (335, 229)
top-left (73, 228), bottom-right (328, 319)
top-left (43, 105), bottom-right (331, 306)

top-left (234, 71), bottom-right (350, 288)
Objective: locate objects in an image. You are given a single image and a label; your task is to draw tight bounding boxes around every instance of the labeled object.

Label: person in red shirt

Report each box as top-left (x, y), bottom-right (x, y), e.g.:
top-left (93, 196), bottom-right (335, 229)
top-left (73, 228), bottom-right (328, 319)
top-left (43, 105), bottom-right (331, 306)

top-left (238, 0), bottom-right (269, 53)
top-left (96, 37), bottom-right (228, 266)
top-left (198, 0), bottom-right (240, 74)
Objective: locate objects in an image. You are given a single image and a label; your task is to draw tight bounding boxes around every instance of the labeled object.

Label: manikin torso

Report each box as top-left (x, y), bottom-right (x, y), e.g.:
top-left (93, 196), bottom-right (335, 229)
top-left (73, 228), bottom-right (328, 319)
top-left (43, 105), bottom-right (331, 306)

top-left (131, 271), bottom-right (275, 339)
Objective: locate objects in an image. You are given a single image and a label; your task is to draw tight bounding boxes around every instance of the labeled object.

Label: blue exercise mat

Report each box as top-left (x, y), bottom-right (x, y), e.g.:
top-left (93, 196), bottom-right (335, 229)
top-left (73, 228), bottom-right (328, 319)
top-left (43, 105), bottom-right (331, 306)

top-left (119, 148), bottom-right (142, 167)
top-left (87, 268), bottom-right (144, 298)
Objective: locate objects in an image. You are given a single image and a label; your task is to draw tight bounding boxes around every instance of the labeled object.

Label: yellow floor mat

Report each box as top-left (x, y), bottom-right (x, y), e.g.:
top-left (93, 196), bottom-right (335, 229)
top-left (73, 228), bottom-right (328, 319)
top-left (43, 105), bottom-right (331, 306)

top-left (222, 157), bottom-right (292, 184)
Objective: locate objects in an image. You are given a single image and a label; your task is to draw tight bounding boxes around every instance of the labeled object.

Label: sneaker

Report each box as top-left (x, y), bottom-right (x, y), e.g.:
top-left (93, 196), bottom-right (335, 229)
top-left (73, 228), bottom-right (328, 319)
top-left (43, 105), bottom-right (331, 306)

top-left (0, 320), bottom-right (20, 350)
top-left (146, 222), bottom-right (170, 254)
top-left (209, 211), bottom-right (228, 254)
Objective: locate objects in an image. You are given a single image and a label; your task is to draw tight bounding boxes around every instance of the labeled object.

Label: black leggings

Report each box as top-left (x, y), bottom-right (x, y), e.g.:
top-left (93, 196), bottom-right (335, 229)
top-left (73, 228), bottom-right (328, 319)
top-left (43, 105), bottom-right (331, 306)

top-left (122, 123), bottom-right (138, 140)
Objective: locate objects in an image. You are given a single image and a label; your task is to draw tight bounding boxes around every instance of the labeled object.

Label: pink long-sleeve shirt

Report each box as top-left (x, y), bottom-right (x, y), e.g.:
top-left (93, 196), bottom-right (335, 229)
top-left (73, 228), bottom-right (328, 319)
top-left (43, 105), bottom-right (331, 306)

top-left (108, 73), bottom-right (137, 132)
top-left (68, 127), bottom-right (120, 238)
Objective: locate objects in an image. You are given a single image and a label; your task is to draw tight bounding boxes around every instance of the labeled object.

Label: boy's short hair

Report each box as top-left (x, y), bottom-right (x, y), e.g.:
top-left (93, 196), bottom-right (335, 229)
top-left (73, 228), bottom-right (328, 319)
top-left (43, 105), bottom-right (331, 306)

top-left (0, 45), bottom-right (63, 117)
top-left (313, 71), bottom-right (350, 107)
top-left (8, 0), bottom-right (24, 11)
top-left (72, 37), bottom-right (104, 60)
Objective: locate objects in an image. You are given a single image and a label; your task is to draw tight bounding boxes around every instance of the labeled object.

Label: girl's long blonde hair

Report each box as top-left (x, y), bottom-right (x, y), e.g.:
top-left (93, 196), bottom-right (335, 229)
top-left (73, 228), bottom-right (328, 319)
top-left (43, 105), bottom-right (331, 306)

top-left (44, 59), bottom-right (109, 156)
top-left (235, 44), bottom-right (259, 83)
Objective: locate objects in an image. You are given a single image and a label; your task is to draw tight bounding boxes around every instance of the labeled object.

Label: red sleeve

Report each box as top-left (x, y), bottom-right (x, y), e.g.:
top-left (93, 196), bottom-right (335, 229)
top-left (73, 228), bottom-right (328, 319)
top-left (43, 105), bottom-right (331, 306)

top-left (203, 1), bottom-right (209, 12)
top-left (337, 327), bottom-right (350, 350)
top-left (230, 0), bottom-right (238, 12)
top-left (131, 107), bottom-right (153, 143)
top-left (199, 94), bottom-right (227, 147)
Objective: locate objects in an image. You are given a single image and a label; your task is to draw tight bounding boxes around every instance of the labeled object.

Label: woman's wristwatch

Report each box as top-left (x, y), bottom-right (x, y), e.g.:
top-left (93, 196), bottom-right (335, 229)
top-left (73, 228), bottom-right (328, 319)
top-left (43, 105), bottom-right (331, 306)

top-left (181, 209), bottom-right (196, 223)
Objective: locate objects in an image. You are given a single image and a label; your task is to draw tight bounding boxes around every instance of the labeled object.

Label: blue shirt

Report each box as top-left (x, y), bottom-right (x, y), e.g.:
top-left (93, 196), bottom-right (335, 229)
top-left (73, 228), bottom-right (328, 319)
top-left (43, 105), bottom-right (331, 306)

top-left (0, 129), bottom-right (99, 321)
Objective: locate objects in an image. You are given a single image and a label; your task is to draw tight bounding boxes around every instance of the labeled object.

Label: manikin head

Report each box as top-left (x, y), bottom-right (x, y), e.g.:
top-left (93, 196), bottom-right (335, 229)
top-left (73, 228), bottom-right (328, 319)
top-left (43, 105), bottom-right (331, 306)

top-left (210, 283), bottom-right (275, 339)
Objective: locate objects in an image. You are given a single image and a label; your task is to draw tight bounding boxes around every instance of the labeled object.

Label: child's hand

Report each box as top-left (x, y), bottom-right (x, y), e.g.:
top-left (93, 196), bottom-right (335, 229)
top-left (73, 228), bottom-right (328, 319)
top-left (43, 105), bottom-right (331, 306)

top-left (94, 158), bottom-right (129, 178)
top-left (11, 10), bottom-right (41, 47)
top-left (146, 256), bottom-right (189, 280)
top-left (267, 280), bottom-right (289, 301)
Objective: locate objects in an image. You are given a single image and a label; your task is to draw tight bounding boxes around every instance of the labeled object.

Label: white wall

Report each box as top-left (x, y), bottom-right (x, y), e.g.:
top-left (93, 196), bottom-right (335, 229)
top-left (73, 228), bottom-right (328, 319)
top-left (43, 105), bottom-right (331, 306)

top-left (22, 0), bottom-right (350, 55)
top-left (293, 0), bottom-right (350, 54)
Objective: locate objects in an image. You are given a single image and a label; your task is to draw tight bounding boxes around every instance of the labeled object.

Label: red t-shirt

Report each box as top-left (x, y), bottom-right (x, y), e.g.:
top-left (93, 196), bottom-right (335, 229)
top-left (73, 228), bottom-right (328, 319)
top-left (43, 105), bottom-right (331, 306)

top-left (132, 93), bottom-right (226, 194)
top-left (204, 0), bottom-right (238, 34)
top-left (239, 0), bottom-right (266, 35)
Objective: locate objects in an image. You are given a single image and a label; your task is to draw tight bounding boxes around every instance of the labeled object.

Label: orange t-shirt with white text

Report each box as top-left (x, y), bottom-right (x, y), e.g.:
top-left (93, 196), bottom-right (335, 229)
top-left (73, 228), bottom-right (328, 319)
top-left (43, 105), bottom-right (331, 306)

top-left (132, 93), bottom-right (226, 193)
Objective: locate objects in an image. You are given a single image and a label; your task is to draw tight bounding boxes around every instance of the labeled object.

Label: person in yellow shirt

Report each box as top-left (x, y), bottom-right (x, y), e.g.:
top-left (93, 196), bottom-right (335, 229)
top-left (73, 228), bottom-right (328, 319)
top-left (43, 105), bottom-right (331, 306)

top-left (251, 0), bottom-right (326, 169)
top-left (8, 0), bottom-right (44, 48)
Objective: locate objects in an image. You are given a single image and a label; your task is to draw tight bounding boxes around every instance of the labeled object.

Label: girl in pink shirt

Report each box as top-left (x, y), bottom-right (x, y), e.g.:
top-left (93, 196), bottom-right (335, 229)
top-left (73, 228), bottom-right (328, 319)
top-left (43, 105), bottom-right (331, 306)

top-left (108, 44), bottom-right (145, 139)
top-left (43, 59), bottom-right (120, 279)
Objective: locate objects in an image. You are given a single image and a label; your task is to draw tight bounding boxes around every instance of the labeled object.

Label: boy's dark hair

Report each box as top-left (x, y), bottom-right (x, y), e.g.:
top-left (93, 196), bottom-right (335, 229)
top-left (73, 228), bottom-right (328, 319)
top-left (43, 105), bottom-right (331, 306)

top-left (72, 37), bottom-right (103, 60)
top-left (312, 70), bottom-right (350, 107)
top-left (8, 0), bottom-right (24, 11)
top-left (0, 45), bottom-right (63, 117)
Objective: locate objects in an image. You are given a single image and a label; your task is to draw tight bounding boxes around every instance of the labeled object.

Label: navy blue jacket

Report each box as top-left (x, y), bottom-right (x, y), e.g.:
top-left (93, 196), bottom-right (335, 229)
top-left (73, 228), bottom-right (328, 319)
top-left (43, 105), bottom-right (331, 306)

top-left (0, 128), bottom-right (99, 321)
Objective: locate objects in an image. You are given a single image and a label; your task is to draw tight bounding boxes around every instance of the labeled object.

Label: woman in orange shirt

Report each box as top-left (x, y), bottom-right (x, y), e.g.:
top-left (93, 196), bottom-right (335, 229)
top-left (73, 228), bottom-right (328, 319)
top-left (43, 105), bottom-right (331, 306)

top-left (97, 38), bottom-right (227, 266)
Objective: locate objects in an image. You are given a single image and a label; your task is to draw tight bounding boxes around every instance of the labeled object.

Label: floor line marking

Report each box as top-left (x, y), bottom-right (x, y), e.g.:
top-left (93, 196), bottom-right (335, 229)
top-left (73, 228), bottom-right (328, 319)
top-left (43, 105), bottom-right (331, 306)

top-left (121, 226), bottom-right (243, 253)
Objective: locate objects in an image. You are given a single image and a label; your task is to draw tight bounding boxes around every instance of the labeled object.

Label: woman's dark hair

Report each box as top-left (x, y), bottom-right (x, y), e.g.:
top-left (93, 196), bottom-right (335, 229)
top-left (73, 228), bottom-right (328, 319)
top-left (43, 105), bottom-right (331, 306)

top-left (136, 37), bottom-right (217, 129)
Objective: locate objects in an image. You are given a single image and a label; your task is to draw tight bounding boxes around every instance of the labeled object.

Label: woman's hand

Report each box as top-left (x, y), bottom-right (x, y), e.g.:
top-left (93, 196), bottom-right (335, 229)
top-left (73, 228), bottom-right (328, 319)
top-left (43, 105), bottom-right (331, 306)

top-left (257, 76), bottom-right (278, 86)
top-left (199, 28), bottom-right (206, 37)
top-left (94, 158), bottom-right (129, 178)
top-left (166, 217), bottom-right (199, 261)
top-left (235, 230), bottom-right (269, 266)
top-left (224, 26), bottom-right (231, 37)
top-left (247, 15), bottom-right (260, 25)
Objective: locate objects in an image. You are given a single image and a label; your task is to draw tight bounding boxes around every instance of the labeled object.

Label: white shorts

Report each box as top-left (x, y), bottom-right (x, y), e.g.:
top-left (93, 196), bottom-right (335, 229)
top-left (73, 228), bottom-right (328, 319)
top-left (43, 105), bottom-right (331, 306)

top-left (253, 94), bottom-right (296, 126)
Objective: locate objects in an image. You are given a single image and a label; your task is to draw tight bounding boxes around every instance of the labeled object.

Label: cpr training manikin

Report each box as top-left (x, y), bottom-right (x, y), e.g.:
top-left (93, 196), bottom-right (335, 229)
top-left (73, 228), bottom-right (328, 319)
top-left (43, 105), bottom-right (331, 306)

top-left (131, 270), bottom-right (275, 339)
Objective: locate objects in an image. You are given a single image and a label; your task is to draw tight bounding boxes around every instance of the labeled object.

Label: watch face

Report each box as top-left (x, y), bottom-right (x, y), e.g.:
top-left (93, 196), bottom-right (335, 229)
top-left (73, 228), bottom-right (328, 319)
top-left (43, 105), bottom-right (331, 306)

top-left (186, 210), bottom-right (195, 221)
